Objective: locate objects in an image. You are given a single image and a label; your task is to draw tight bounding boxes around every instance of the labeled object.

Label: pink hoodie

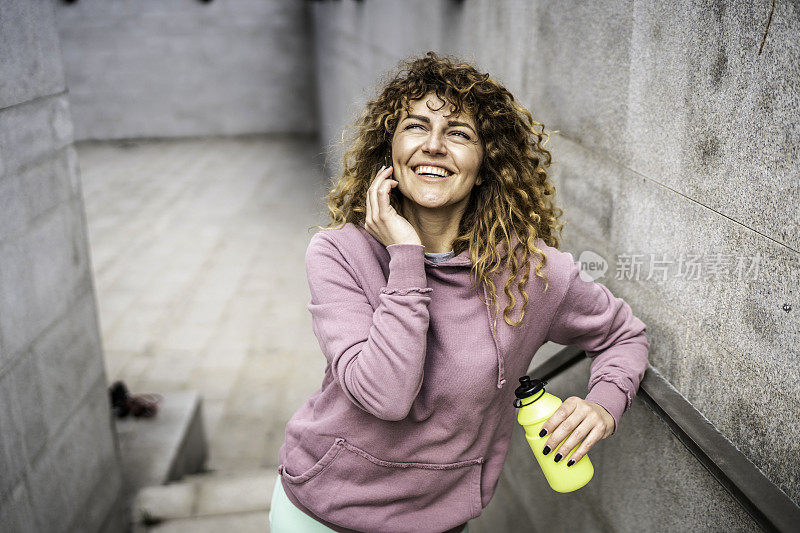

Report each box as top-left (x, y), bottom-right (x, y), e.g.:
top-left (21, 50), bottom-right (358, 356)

top-left (278, 222), bottom-right (649, 533)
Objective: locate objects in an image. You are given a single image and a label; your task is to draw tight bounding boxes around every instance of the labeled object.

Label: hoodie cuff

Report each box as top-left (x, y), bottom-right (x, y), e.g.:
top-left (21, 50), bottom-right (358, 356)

top-left (385, 244), bottom-right (428, 292)
top-left (585, 381), bottom-right (628, 436)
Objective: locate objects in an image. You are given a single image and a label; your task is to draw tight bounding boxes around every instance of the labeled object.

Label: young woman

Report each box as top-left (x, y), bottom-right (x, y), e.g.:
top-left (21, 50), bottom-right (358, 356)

top-left (270, 51), bottom-right (650, 533)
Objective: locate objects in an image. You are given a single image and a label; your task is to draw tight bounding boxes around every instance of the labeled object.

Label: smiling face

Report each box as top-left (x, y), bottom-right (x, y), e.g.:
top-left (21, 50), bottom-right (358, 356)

top-left (390, 93), bottom-right (484, 217)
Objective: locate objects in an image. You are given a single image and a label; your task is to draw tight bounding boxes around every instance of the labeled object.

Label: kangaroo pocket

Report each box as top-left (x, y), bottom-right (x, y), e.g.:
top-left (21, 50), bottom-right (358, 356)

top-left (280, 437), bottom-right (484, 533)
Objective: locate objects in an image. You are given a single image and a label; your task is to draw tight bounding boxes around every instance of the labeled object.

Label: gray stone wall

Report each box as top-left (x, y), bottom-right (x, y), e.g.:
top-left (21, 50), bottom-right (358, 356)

top-left (0, 1), bottom-right (124, 531)
top-left (310, 0), bottom-right (799, 528)
top-left (54, 0), bottom-right (317, 141)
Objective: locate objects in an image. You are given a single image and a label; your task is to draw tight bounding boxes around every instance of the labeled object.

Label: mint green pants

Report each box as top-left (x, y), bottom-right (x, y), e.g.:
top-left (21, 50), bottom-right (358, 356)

top-left (269, 475), bottom-right (470, 533)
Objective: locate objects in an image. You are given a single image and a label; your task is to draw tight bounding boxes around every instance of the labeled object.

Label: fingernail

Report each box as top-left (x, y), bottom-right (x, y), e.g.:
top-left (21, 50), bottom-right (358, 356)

top-left (538, 429), bottom-right (547, 438)
top-left (567, 459), bottom-right (575, 467)
top-left (554, 453), bottom-right (562, 462)
top-left (542, 446), bottom-right (550, 455)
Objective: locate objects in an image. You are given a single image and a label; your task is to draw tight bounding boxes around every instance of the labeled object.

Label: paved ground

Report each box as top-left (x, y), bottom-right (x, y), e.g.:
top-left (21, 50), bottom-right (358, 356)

top-left (78, 135), bottom-right (330, 477)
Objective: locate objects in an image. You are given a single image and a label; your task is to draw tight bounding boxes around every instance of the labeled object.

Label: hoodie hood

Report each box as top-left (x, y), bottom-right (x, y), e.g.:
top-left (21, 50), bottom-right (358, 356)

top-left (423, 235), bottom-right (523, 390)
top-left (363, 225), bottom-right (524, 390)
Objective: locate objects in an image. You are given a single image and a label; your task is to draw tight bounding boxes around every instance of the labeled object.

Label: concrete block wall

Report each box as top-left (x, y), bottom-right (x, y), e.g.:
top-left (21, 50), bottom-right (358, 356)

top-left (309, 0), bottom-right (799, 528)
top-left (0, 1), bottom-right (124, 531)
top-left (54, 0), bottom-right (318, 141)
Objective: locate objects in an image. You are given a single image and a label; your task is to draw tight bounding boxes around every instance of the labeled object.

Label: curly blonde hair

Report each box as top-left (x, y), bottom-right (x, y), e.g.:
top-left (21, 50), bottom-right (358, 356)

top-left (314, 51), bottom-right (565, 329)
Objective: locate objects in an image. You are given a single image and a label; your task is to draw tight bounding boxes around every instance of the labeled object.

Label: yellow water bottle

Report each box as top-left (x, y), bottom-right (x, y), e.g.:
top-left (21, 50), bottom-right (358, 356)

top-left (514, 376), bottom-right (594, 492)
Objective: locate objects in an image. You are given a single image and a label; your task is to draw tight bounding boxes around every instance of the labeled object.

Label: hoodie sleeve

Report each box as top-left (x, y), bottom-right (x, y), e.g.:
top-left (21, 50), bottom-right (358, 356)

top-left (305, 232), bottom-right (431, 421)
top-left (546, 254), bottom-right (650, 436)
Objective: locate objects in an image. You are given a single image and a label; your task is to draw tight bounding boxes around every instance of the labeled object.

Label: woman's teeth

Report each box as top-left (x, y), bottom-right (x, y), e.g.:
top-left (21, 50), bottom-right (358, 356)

top-left (414, 165), bottom-right (452, 177)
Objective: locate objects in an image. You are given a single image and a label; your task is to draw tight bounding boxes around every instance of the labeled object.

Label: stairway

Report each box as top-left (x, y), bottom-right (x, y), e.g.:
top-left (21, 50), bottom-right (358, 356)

top-left (131, 467), bottom-right (278, 532)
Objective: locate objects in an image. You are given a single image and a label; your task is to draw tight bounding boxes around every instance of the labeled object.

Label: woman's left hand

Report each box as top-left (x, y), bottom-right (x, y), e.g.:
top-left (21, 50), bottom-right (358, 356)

top-left (539, 397), bottom-right (615, 465)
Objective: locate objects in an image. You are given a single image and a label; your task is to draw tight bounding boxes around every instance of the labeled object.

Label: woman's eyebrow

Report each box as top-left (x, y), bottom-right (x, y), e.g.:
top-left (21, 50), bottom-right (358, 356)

top-left (403, 114), bottom-right (476, 134)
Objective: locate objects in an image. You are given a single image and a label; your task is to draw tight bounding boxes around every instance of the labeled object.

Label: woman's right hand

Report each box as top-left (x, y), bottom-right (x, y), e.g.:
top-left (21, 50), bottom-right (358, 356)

top-left (364, 165), bottom-right (422, 247)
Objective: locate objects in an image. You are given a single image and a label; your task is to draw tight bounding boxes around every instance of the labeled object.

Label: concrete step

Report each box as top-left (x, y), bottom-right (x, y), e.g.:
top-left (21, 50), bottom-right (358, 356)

top-left (115, 390), bottom-right (208, 507)
top-left (131, 467), bottom-right (278, 532)
top-left (135, 511), bottom-right (270, 533)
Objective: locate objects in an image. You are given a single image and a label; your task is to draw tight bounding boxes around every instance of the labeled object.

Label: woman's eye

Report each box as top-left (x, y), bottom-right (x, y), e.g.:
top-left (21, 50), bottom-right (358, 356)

top-left (405, 124), bottom-right (470, 140)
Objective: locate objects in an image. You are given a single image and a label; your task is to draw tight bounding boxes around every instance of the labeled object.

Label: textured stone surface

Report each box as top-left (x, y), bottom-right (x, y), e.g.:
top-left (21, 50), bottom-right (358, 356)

top-left (68, 456), bottom-right (124, 533)
top-left (550, 133), bottom-right (800, 504)
top-left (0, 200), bottom-right (93, 359)
top-left (0, 164), bottom-right (27, 243)
top-left (0, 95), bottom-right (74, 176)
top-left (624, 1), bottom-right (800, 250)
top-left (55, 0), bottom-right (317, 140)
top-left (0, 354), bottom-right (47, 495)
top-left (522, 0), bottom-right (634, 157)
top-left (0, 359), bottom-right (32, 498)
top-left (27, 377), bottom-right (120, 532)
top-left (0, 2), bottom-right (123, 530)
top-left (440, 0), bottom-right (530, 99)
top-left (0, 481), bottom-right (38, 533)
top-left (0, 0), bottom-right (66, 108)
top-left (33, 290), bottom-right (106, 440)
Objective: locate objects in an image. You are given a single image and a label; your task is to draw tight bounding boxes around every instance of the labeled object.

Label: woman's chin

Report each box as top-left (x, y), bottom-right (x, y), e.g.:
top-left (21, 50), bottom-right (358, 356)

top-left (399, 187), bottom-right (460, 210)
top-left (409, 196), bottom-right (451, 209)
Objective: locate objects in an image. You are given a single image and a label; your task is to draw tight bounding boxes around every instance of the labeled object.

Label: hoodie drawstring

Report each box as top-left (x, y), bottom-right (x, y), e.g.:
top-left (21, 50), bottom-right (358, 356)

top-left (483, 283), bottom-right (506, 389)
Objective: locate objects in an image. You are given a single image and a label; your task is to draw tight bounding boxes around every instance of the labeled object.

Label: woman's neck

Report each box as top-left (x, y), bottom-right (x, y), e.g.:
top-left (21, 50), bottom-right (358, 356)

top-left (400, 200), bottom-right (464, 253)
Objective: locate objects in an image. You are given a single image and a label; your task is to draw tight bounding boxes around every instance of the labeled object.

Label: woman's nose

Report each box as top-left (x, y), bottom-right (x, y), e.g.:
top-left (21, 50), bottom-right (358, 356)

top-left (422, 131), bottom-right (447, 154)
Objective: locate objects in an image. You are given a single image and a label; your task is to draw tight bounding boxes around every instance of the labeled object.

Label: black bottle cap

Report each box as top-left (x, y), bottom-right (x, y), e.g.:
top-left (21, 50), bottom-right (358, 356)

top-left (514, 376), bottom-right (547, 399)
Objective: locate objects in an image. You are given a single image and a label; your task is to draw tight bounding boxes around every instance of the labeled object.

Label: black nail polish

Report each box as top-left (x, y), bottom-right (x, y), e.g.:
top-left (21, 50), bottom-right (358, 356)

top-left (539, 428), bottom-right (547, 438)
top-left (567, 459), bottom-right (575, 467)
top-left (554, 453), bottom-right (562, 462)
top-left (542, 445), bottom-right (550, 455)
